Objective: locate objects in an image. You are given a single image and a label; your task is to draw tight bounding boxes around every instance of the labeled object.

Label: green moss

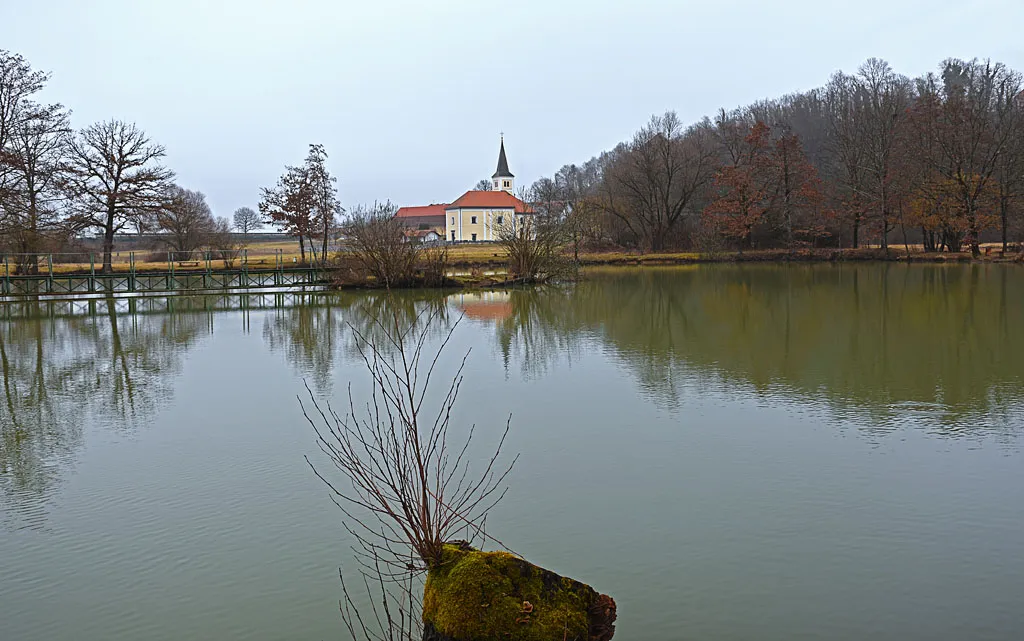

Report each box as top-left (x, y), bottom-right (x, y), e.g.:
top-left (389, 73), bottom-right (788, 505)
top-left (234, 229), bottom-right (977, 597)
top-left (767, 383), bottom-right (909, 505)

top-left (423, 544), bottom-right (595, 641)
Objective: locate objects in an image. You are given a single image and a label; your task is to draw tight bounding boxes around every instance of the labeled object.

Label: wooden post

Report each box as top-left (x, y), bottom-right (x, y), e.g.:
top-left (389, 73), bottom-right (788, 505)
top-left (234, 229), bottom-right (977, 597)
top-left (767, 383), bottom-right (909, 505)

top-left (47, 254), bottom-right (54, 293)
top-left (242, 248), bottom-right (248, 288)
top-left (2, 255), bottom-right (9, 295)
top-left (89, 253), bottom-right (95, 293)
top-left (168, 251), bottom-right (173, 290)
top-left (129, 252), bottom-right (136, 292)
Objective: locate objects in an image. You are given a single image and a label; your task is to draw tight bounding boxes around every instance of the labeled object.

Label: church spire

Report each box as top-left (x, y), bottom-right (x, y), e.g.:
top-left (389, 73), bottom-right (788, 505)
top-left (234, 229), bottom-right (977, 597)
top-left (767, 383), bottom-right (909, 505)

top-left (492, 135), bottom-right (514, 179)
top-left (491, 135), bottom-right (514, 193)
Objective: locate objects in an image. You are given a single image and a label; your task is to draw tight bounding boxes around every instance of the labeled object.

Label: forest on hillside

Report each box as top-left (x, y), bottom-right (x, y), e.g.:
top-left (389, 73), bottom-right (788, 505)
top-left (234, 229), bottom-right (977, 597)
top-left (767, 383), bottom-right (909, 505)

top-left (529, 58), bottom-right (1024, 257)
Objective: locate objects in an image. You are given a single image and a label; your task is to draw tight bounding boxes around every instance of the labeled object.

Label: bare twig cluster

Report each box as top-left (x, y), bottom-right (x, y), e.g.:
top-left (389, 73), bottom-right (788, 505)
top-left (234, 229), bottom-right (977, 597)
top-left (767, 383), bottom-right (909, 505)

top-left (497, 194), bottom-right (576, 283)
top-left (302, 304), bottom-right (516, 638)
top-left (341, 202), bottom-right (452, 288)
top-left (303, 304), bottom-right (516, 574)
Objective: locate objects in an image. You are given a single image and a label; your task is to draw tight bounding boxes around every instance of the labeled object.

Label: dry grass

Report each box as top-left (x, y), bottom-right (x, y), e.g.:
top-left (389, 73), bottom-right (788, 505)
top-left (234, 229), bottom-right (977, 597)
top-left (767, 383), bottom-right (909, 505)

top-left (1, 239), bottom-right (311, 276)
top-left (4, 239), bottom-right (1019, 278)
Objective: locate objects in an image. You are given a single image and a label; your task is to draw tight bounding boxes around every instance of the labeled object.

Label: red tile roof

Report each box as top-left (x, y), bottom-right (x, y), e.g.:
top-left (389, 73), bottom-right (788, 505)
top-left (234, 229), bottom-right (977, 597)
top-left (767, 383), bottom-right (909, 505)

top-left (445, 191), bottom-right (534, 212)
top-left (395, 203), bottom-right (448, 218)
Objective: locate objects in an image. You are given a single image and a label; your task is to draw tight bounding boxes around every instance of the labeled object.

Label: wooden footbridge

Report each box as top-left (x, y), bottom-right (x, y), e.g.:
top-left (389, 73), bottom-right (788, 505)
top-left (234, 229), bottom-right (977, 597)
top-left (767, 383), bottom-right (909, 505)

top-left (1, 251), bottom-right (328, 298)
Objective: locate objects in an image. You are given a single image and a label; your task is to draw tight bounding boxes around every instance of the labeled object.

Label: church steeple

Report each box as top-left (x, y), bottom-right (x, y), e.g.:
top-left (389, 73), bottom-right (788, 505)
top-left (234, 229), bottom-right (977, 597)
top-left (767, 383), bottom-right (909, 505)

top-left (491, 135), bottom-right (514, 193)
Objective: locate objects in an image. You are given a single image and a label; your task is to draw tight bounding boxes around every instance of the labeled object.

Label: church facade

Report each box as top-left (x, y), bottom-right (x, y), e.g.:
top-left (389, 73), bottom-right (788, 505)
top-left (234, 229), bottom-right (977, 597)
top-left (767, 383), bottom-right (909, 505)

top-left (395, 137), bottom-right (534, 243)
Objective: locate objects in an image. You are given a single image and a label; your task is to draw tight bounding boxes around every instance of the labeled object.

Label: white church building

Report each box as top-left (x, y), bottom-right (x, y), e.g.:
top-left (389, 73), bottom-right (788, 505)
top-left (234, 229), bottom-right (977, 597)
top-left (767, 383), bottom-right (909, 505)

top-left (395, 137), bottom-right (535, 243)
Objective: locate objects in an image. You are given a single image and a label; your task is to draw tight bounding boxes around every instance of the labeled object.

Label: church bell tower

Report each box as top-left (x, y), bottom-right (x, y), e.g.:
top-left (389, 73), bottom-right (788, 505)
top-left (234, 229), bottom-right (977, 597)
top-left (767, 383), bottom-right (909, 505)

top-left (491, 135), bottom-right (514, 193)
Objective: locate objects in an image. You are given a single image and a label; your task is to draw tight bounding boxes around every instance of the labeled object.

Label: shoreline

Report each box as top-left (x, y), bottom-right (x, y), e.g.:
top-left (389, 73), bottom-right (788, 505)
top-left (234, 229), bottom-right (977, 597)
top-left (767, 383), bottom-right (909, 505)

top-left (449, 247), bottom-right (1024, 270)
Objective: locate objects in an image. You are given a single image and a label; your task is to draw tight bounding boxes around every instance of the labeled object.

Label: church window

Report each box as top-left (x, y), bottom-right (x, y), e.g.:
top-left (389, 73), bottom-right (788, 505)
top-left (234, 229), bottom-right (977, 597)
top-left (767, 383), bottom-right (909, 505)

top-left (450, 216), bottom-right (454, 224)
top-left (471, 233), bottom-right (477, 241)
top-left (471, 216), bottom-right (477, 224)
top-left (496, 215), bottom-right (503, 224)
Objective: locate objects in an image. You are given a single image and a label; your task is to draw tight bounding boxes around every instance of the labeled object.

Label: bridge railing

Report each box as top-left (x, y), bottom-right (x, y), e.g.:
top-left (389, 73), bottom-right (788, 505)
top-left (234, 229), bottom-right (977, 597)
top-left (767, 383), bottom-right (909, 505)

top-left (0, 249), bottom-right (329, 296)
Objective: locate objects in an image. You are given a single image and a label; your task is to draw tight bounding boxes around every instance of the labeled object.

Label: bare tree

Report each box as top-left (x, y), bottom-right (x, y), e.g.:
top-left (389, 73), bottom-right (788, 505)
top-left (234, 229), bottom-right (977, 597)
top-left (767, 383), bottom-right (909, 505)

top-left (994, 96), bottom-right (1024, 252)
top-left (908, 59), bottom-right (1023, 257)
top-left (341, 202), bottom-right (452, 288)
top-left (496, 188), bottom-right (574, 283)
top-left (343, 201), bottom-right (419, 287)
top-left (303, 306), bottom-right (515, 577)
top-left (854, 59), bottom-right (912, 253)
top-left (0, 50), bottom-right (48, 211)
top-left (305, 143), bottom-right (342, 261)
top-left (155, 185), bottom-right (214, 260)
top-left (3, 101), bottom-right (71, 272)
top-left (559, 164), bottom-right (603, 260)
top-left (232, 206), bottom-right (260, 239)
top-left (473, 178), bottom-right (491, 191)
top-left (62, 120), bottom-right (174, 272)
top-left (598, 112), bottom-right (717, 251)
top-left (207, 216), bottom-right (240, 267)
top-left (823, 72), bottom-right (870, 247)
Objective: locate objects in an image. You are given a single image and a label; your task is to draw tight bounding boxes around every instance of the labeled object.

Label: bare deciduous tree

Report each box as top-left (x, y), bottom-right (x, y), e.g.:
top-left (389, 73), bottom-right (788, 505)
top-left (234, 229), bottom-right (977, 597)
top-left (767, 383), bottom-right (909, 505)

top-left (824, 72), bottom-right (870, 247)
top-left (853, 58), bottom-right (912, 253)
top-left (344, 201), bottom-right (418, 287)
top-left (261, 144), bottom-right (341, 265)
top-left (302, 307), bottom-right (515, 639)
top-left (496, 188), bottom-right (574, 283)
top-left (62, 120), bottom-right (174, 271)
top-left (207, 216), bottom-right (241, 267)
top-left (305, 143), bottom-right (342, 261)
top-left (598, 112), bottom-right (717, 251)
top-left (3, 101), bottom-right (71, 272)
top-left (232, 206), bottom-right (260, 239)
top-left (0, 50), bottom-right (50, 243)
top-left (155, 185), bottom-right (214, 260)
top-left (907, 59), bottom-right (1022, 256)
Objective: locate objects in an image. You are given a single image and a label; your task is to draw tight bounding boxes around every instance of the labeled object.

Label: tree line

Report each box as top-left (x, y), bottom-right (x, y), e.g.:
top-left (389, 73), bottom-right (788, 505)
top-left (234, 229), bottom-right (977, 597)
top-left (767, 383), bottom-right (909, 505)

top-left (0, 49), bottom-right (341, 273)
top-left (529, 57), bottom-right (1024, 257)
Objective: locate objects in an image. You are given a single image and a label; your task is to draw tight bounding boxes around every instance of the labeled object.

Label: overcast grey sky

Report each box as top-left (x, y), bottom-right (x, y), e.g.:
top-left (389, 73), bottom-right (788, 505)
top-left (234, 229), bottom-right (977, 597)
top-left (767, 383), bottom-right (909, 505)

top-left (3, 0), bottom-right (1022, 217)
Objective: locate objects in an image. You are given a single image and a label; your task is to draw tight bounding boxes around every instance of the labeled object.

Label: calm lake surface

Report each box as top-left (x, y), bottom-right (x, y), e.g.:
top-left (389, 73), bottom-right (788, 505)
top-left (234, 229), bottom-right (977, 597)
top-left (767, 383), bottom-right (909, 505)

top-left (2, 264), bottom-right (1023, 641)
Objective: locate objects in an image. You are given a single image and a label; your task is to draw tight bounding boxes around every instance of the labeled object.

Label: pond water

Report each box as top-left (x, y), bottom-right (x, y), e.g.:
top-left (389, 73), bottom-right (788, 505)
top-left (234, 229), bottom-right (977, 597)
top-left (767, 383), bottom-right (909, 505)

top-left (2, 264), bottom-right (1023, 641)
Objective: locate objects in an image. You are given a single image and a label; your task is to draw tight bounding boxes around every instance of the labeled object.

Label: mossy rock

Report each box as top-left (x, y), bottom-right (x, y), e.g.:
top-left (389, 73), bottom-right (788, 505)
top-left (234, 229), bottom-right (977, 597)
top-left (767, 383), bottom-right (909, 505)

top-left (422, 542), bottom-right (616, 641)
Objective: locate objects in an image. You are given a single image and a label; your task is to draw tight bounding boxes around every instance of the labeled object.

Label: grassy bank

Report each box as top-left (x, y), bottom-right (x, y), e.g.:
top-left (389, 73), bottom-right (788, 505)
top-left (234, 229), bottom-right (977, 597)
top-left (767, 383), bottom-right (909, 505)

top-left (7, 240), bottom-right (1020, 279)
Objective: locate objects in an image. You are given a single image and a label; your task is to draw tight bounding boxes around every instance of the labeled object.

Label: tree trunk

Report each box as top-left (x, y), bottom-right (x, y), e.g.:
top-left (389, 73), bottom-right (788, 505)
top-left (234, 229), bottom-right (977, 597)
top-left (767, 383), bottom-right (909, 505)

top-left (650, 231), bottom-right (663, 253)
top-left (852, 215), bottom-right (860, 249)
top-left (879, 203), bottom-right (888, 254)
top-left (968, 204), bottom-right (981, 258)
top-left (1000, 190), bottom-right (1010, 253)
top-left (103, 206), bottom-right (117, 273)
top-left (298, 236), bottom-right (306, 263)
top-left (307, 234), bottom-right (320, 264)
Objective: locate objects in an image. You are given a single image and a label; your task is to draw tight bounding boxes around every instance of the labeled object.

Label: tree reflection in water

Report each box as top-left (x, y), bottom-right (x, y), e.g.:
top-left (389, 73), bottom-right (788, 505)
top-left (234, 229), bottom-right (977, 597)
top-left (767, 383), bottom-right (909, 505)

top-left (0, 294), bottom-right (209, 528)
top-left (4, 266), bottom-right (1021, 528)
top-left (262, 290), bottom-right (453, 393)
top-left (487, 265), bottom-right (1024, 440)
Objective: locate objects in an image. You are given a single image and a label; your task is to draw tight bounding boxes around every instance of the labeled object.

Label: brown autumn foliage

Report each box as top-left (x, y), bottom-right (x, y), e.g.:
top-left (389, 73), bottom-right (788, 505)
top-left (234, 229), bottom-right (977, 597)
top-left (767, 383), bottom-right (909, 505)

top-left (533, 57), bottom-right (1024, 254)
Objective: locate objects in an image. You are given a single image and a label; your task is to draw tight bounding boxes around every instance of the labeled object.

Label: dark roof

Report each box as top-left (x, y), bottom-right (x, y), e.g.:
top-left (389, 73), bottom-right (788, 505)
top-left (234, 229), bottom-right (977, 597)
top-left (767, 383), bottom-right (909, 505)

top-left (491, 137), bottom-right (514, 179)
